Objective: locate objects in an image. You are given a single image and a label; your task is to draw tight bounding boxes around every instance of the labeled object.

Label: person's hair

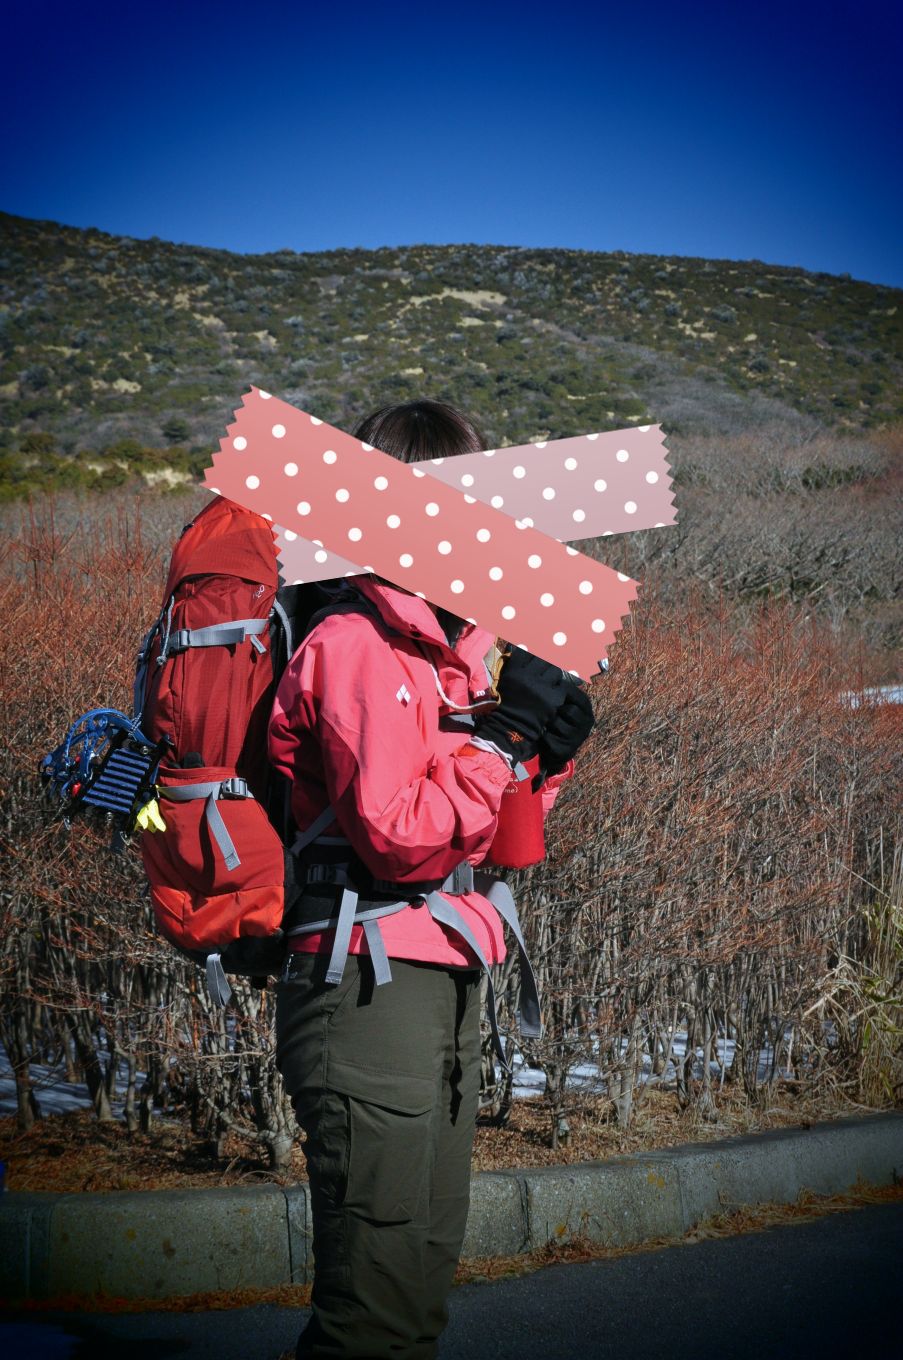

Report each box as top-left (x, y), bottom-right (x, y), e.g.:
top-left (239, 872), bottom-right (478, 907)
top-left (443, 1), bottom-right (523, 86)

top-left (349, 399), bottom-right (483, 645)
top-left (351, 399), bottom-right (486, 462)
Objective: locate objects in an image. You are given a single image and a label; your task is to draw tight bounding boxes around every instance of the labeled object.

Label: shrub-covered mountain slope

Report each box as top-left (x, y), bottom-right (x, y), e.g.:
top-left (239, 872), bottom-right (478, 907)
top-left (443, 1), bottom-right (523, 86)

top-left (2, 212), bottom-right (900, 669)
top-left (2, 210), bottom-right (901, 480)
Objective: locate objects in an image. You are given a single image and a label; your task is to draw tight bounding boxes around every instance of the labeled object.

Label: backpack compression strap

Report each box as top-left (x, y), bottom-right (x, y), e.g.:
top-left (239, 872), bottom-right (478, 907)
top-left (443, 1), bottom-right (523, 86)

top-left (133, 604), bottom-right (270, 717)
top-left (161, 618), bottom-right (269, 659)
top-left (158, 777), bottom-right (255, 872)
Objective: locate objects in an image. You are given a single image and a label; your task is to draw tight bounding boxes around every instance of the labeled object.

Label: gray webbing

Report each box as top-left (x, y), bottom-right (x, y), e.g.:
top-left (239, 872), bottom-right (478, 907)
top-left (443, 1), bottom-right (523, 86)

top-left (286, 900), bottom-right (410, 934)
top-left (290, 804), bottom-right (339, 856)
top-left (286, 809), bottom-right (540, 1065)
top-left (473, 872), bottom-right (541, 1039)
top-left (166, 618), bottom-right (269, 655)
top-left (158, 779), bottom-right (254, 872)
top-left (424, 891), bottom-right (510, 1072)
top-left (362, 918), bottom-right (393, 985)
top-left (205, 952), bottom-right (233, 1007)
top-left (325, 886), bottom-right (360, 985)
top-left (271, 595), bottom-right (294, 658)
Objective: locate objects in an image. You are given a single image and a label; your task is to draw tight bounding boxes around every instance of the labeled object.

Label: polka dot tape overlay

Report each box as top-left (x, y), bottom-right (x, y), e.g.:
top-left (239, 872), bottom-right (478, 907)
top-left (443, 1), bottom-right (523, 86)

top-left (421, 427), bottom-right (676, 537)
top-left (204, 388), bottom-right (649, 677)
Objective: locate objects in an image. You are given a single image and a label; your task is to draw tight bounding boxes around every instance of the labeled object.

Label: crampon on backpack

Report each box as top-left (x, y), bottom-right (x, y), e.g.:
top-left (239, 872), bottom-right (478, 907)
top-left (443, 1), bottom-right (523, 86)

top-left (40, 494), bottom-right (341, 1001)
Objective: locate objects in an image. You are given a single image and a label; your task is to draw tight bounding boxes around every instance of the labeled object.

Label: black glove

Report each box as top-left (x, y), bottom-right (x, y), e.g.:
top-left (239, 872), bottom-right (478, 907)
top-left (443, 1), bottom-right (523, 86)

top-left (473, 647), bottom-right (568, 764)
top-left (532, 684), bottom-right (595, 789)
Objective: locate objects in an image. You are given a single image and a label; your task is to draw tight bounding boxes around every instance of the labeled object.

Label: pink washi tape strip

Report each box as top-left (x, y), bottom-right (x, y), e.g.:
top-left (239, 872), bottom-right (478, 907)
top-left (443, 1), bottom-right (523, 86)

top-left (209, 406), bottom-right (674, 586)
top-left (419, 427), bottom-right (675, 538)
top-left (267, 424), bottom-right (675, 583)
top-left (205, 388), bottom-right (640, 676)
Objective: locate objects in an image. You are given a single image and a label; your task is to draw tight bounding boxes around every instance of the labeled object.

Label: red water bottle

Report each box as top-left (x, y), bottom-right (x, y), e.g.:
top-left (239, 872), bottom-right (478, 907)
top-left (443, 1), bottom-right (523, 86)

top-left (484, 754), bottom-right (547, 869)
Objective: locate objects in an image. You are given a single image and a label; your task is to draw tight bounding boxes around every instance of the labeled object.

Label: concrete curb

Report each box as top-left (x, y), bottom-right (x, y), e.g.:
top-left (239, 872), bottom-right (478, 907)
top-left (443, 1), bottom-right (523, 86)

top-left (2, 1112), bottom-right (900, 1302)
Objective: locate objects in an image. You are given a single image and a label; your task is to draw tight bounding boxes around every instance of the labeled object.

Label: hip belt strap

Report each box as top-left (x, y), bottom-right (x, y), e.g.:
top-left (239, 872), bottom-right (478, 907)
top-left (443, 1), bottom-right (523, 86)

top-left (473, 871), bottom-right (541, 1039)
top-left (286, 880), bottom-right (540, 1071)
top-left (423, 891), bottom-right (509, 1071)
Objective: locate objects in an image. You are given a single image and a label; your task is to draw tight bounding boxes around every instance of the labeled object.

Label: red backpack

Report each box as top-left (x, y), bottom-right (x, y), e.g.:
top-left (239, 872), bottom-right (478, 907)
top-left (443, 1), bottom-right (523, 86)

top-left (136, 496), bottom-right (308, 992)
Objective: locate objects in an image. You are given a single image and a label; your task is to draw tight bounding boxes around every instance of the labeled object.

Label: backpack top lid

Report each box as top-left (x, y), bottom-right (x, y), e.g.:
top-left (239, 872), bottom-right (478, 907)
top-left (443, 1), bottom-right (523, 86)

top-left (163, 495), bottom-right (280, 598)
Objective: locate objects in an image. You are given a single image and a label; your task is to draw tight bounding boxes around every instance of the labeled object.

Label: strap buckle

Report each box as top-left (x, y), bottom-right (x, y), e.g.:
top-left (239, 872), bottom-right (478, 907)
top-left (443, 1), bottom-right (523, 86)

top-left (305, 863), bottom-right (349, 885)
top-left (219, 777), bottom-right (250, 799)
top-left (167, 629), bottom-right (192, 654)
top-left (445, 862), bottom-right (474, 895)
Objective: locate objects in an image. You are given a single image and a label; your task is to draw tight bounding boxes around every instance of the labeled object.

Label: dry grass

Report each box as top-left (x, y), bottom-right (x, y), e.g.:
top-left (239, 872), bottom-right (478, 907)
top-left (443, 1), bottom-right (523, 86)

top-left (0, 1083), bottom-right (874, 1195)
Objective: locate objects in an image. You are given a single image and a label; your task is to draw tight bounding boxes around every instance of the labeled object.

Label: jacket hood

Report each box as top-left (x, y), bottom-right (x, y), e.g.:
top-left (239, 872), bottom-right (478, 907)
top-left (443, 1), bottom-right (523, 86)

top-left (351, 576), bottom-right (497, 710)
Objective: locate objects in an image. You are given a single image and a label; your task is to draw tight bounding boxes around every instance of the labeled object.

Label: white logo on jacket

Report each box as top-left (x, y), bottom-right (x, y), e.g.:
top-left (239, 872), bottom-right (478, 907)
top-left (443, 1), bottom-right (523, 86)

top-left (396, 684), bottom-right (412, 706)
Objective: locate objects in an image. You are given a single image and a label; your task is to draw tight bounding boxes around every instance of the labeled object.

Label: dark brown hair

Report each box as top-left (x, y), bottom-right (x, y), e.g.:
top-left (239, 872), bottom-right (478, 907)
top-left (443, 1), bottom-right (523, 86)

top-left (351, 399), bottom-right (486, 463)
top-left (350, 399), bottom-right (483, 645)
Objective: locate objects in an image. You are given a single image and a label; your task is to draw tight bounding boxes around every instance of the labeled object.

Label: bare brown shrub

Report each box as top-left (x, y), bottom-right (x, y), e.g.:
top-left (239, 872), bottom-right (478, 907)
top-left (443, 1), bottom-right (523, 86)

top-left (1, 492), bottom-right (900, 1165)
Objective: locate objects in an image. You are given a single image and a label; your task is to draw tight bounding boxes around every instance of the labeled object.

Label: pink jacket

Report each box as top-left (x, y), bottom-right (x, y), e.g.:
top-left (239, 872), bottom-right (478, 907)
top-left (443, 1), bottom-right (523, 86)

top-left (267, 576), bottom-right (572, 969)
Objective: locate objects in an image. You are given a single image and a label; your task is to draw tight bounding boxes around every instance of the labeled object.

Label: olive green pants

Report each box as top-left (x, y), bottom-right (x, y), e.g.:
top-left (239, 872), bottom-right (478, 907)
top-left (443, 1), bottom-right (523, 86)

top-left (275, 949), bottom-right (483, 1359)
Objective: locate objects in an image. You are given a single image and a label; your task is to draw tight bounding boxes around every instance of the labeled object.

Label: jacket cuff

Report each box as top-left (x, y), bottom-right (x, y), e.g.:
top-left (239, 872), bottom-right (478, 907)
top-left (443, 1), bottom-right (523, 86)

top-left (460, 736), bottom-right (516, 772)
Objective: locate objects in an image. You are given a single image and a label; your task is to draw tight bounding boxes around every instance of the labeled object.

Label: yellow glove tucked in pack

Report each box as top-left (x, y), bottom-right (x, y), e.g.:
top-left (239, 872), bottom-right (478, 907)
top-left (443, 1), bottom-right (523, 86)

top-left (135, 797), bottom-right (167, 833)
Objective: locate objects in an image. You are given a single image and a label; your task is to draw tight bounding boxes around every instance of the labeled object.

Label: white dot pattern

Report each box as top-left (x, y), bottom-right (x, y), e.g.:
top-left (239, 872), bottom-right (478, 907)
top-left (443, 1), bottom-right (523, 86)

top-left (403, 427), bottom-right (675, 541)
top-left (206, 390), bottom-right (657, 676)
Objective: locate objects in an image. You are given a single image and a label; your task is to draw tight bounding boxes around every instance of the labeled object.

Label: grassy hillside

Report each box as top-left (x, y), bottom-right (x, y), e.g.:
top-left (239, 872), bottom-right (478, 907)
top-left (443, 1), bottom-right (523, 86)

top-left (1, 210), bottom-right (901, 500)
top-left (1, 211), bottom-right (900, 666)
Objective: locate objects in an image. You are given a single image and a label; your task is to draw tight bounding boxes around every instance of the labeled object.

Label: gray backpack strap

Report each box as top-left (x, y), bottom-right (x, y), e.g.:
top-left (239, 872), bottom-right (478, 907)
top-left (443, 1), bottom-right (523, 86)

top-left (362, 918), bottom-right (393, 986)
top-left (158, 778), bottom-right (254, 872)
top-left (325, 886), bottom-right (360, 985)
top-left (290, 804), bottom-right (339, 855)
top-left (165, 618), bottom-right (269, 656)
top-left (424, 892), bottom-right (509, 1073)
top-left (205, 952), bottom-right (233, 1007)
top-left (271, 595), bottom-right (294, 659)
top-left (473, 872), bottom-right (542, 1039)
top-left (285, 899), bottom-right (409, 935)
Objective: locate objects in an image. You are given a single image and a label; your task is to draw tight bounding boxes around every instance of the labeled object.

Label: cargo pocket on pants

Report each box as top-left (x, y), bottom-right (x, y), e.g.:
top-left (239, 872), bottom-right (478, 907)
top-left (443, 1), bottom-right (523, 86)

top-left (329, 1057), bottom-right (436, 1226)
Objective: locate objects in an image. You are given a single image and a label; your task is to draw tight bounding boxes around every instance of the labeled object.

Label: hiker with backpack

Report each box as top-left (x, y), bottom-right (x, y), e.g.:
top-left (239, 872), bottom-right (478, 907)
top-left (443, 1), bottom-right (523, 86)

top-left (268, 399), bottom-right (595, 1359)
top-left (40, 394), bottom-right (594, 1360)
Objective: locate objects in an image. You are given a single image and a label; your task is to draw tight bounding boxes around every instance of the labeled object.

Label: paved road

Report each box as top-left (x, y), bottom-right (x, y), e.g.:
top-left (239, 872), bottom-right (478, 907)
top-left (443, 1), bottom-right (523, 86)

top-left (3, 1202), bottom-right (900, 1358)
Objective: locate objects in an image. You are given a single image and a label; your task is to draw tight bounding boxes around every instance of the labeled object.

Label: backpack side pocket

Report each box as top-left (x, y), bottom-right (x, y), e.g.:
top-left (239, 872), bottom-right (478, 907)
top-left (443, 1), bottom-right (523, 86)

top-left (142, 762), bottom-right (284, 951)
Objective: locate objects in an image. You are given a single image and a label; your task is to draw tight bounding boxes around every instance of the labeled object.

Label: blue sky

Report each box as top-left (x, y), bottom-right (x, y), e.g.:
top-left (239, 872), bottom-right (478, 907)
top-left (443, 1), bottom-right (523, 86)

top-left (3, 0), bottom-right (901, 285)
